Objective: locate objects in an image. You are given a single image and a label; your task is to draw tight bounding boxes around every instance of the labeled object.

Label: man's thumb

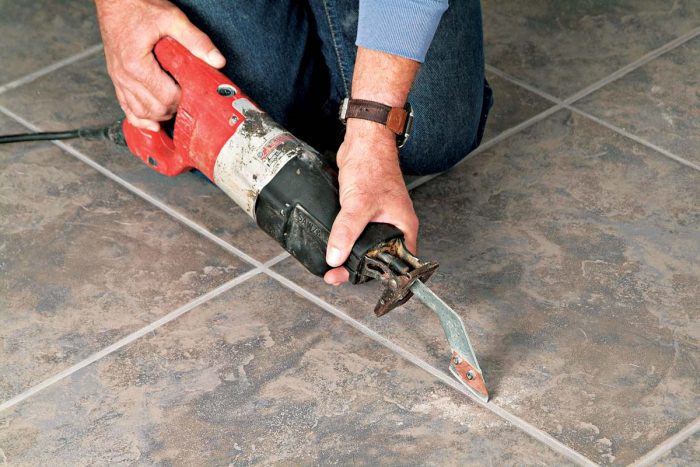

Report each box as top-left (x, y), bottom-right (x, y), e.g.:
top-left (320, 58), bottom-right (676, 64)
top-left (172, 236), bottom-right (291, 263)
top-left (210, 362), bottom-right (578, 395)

top-left (169, 17), bottom-right (226, 68)
top-left (326, 207), bottom-right (373, 268)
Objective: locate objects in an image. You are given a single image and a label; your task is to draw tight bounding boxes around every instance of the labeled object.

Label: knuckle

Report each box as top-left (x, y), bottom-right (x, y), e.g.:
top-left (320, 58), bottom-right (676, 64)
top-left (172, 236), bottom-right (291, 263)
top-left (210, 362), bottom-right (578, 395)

top-left (156, 3), bottom-right (181, 22)
top-left (122, 60), bottom-right (141, 76)
top-left (140, 70), bottom-right (157, 88)
top-left (169, 7), bottom-right (187, 20)
top-left (133, 109), bottom-right (149, 119)
top-left (130, 103), bottom-right (148, 119)
top-left (161, 3), bottom-right (180, 15)
top-left (154, 78), bottom-right (180, 107)
top-left (150, 101), bottom-right (168, 117)
top-left (110, 69), bottom-right (130, 88)
top-left (170, 10), bottom-right (192, 31)
top-left (163, 87), bottom-right (180, 108)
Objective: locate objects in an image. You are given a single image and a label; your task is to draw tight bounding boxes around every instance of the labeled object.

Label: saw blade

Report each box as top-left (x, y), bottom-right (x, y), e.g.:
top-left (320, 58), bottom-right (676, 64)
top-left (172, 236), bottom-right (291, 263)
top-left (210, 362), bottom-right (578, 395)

top-left (409, 280), bottom-right (489, 402)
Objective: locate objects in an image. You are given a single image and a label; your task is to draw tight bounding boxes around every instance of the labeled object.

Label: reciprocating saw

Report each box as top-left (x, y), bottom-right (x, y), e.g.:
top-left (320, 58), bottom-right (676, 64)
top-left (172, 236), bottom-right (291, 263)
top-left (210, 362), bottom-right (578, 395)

top-left (0, 37), bottom-right (489, 402)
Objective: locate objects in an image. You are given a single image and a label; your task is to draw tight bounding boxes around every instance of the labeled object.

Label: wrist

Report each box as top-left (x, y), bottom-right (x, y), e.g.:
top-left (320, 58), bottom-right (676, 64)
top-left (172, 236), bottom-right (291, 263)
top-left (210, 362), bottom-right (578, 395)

top-left (350, 90), bottom-right (405, 109)
top-left (340, 119), bottom-right (399, 168)
top-left (345, 117), bottom-right (395, 142)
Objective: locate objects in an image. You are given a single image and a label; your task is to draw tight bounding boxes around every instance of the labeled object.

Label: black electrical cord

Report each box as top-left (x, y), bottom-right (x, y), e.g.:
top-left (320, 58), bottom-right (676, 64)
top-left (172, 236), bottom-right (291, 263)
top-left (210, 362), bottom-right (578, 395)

top-left (0, 129), bottom-right (83, 143)
top-left (0, 121), bottom-right (126, 145)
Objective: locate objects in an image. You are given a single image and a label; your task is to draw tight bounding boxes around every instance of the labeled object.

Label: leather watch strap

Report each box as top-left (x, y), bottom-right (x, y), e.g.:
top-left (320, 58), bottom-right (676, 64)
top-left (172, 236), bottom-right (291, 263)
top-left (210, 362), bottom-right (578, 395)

top-left (342, 99), bottom-right (409, 136)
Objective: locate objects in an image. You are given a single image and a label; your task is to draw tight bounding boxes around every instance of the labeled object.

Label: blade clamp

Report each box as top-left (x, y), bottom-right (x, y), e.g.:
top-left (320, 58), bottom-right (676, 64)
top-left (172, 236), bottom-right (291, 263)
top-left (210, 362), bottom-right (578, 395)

top-left (358, 239), bottom-right (438, 317)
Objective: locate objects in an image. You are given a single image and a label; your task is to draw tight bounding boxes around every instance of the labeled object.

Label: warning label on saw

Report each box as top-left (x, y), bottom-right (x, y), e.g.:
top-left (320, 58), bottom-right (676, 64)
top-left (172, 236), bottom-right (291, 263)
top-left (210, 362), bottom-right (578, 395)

top-left (213, 99), bottom-right (297, 219)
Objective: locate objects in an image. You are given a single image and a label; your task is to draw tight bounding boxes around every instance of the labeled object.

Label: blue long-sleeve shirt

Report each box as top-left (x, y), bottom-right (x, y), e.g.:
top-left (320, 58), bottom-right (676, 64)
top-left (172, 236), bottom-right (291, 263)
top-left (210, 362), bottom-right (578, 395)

top-left (356, 0), bottom-right (448, 62)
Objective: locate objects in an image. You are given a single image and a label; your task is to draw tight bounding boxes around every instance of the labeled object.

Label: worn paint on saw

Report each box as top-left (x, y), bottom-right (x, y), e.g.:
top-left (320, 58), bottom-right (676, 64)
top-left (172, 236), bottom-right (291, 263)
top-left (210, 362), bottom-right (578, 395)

top-left (213, 99), bottom-right (298, 218)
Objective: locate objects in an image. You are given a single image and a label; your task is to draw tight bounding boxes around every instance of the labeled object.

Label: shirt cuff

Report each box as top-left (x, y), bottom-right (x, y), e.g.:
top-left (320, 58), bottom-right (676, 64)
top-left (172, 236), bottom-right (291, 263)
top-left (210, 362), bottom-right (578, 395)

top-left (355, 0), bottom-right (448, 63)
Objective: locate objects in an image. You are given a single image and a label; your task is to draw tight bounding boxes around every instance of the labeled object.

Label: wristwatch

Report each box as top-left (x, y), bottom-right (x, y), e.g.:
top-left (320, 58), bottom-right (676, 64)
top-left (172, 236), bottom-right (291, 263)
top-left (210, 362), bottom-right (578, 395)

top-left (339, 98), bottom-right (414, 148)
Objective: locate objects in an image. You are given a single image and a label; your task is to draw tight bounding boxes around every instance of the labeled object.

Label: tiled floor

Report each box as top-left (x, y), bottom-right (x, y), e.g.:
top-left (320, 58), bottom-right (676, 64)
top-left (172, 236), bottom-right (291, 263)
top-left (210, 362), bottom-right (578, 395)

top-left (0, 1), bottom-right (698, 465)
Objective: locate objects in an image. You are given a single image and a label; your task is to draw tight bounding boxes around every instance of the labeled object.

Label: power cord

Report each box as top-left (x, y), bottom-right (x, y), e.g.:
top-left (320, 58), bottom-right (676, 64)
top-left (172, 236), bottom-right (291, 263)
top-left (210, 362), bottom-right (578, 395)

top-left (0, 120), bottom-right (125, 145)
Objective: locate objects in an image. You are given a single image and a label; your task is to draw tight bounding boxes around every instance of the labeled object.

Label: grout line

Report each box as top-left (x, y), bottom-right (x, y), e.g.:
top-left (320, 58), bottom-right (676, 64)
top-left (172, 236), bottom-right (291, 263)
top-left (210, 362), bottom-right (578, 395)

top-left (628, 416), bottom-right (700, 466)
top-left (0, 267), bottom-right (263, 414)
top-left (488, 25), bottom-right (700, 109)
top-left (0, 40), bottom-right (681, 466)
top-left (486, 64), bottom-right (561, 105)
top-left (407, 103), bottom-right (563, 191)
top-left (0, 108), bottom-right (293, 412)
top-left (407, 22), bottom-right (700, 191)
top-left (264, 268), bottom-right (598, 467)
top-left (1, 96), bottom-right (591, 463)
top-left (408, 25), bottom-right (700, 193)
top-left (0, 29), bottom-right (601, 465)
top-left (0, 105), bottom-right (265, 269)
top-left (568, 107), bottom-right (700, 172)
top-left (263, 251), bottom-right (291, 269)
top-left (0, 227), bottom-right (285, 414)
top-left (0, 44), bottom-right (103, 95)
top-left (484, 65), bottom-right (700, 173)
top-left (563, 26), bottom-right (700, 105)
top-left (1, 35), bottom-right (690, 463)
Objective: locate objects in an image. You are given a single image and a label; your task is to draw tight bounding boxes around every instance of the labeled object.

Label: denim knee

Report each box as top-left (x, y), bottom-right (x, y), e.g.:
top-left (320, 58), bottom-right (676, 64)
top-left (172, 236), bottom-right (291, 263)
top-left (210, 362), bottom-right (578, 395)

top-left (399, 79), bottom-right (493, 176)
top-left (399, 128), bottom-right (476, 176)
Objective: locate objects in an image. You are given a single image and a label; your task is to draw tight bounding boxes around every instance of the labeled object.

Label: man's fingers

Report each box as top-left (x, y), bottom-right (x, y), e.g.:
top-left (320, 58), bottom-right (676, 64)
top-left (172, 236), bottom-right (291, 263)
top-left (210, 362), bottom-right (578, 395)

top-left (121, 88), bottom-right (160, 131)
top-left (169, 13), bottom-right (226, 68)
top-left (326, 204), bottom-right (374, 268)
top-left (113, 85), bottom-right (128, 115)
top-left (140, 54), bottom-right (181, 113)
top-left (130, 78), bottom-right (176, 121)
top-left (399, 214), bottom-right (419, 254)
top-left (324, 267), bottom-right (349, 286)
top-left (405, 233), bottom-right (418, 256)
top-left (119, 74), bottom-right (175, 123)
top-left (374, 205), bottom-right (419, 254)
top-left (114, 87), bottom-right (155, 131)
top-left (121, 84), bottom-right (146, 116)
top-left (124, 110), bottom-right (160, 132)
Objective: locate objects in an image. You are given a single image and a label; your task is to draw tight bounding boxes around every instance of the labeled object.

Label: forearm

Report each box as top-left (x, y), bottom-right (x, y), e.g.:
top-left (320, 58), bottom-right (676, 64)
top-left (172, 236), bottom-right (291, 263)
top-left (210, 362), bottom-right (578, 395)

top-left (349, 0), bottom-right (448, 143)
top-left (351, 46), bottom-right (419, 107)
top-left (341, 47), bottom-right (420, 166)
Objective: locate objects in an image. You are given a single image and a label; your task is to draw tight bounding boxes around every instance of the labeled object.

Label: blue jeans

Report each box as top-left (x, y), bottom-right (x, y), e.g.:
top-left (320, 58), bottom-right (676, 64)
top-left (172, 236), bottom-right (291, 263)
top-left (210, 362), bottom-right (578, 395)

top-left (173, 0), bottom-right (491, 176)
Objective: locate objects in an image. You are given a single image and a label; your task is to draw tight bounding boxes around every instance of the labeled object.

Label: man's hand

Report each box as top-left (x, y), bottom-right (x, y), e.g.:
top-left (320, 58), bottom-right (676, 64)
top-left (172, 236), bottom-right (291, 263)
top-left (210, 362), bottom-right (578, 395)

top-left (324, 47), bottom-right (421, 285)
top-left (95, 0), bottom-right (226, 131)
top-left (324, 119), bottom-right (418, 285)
